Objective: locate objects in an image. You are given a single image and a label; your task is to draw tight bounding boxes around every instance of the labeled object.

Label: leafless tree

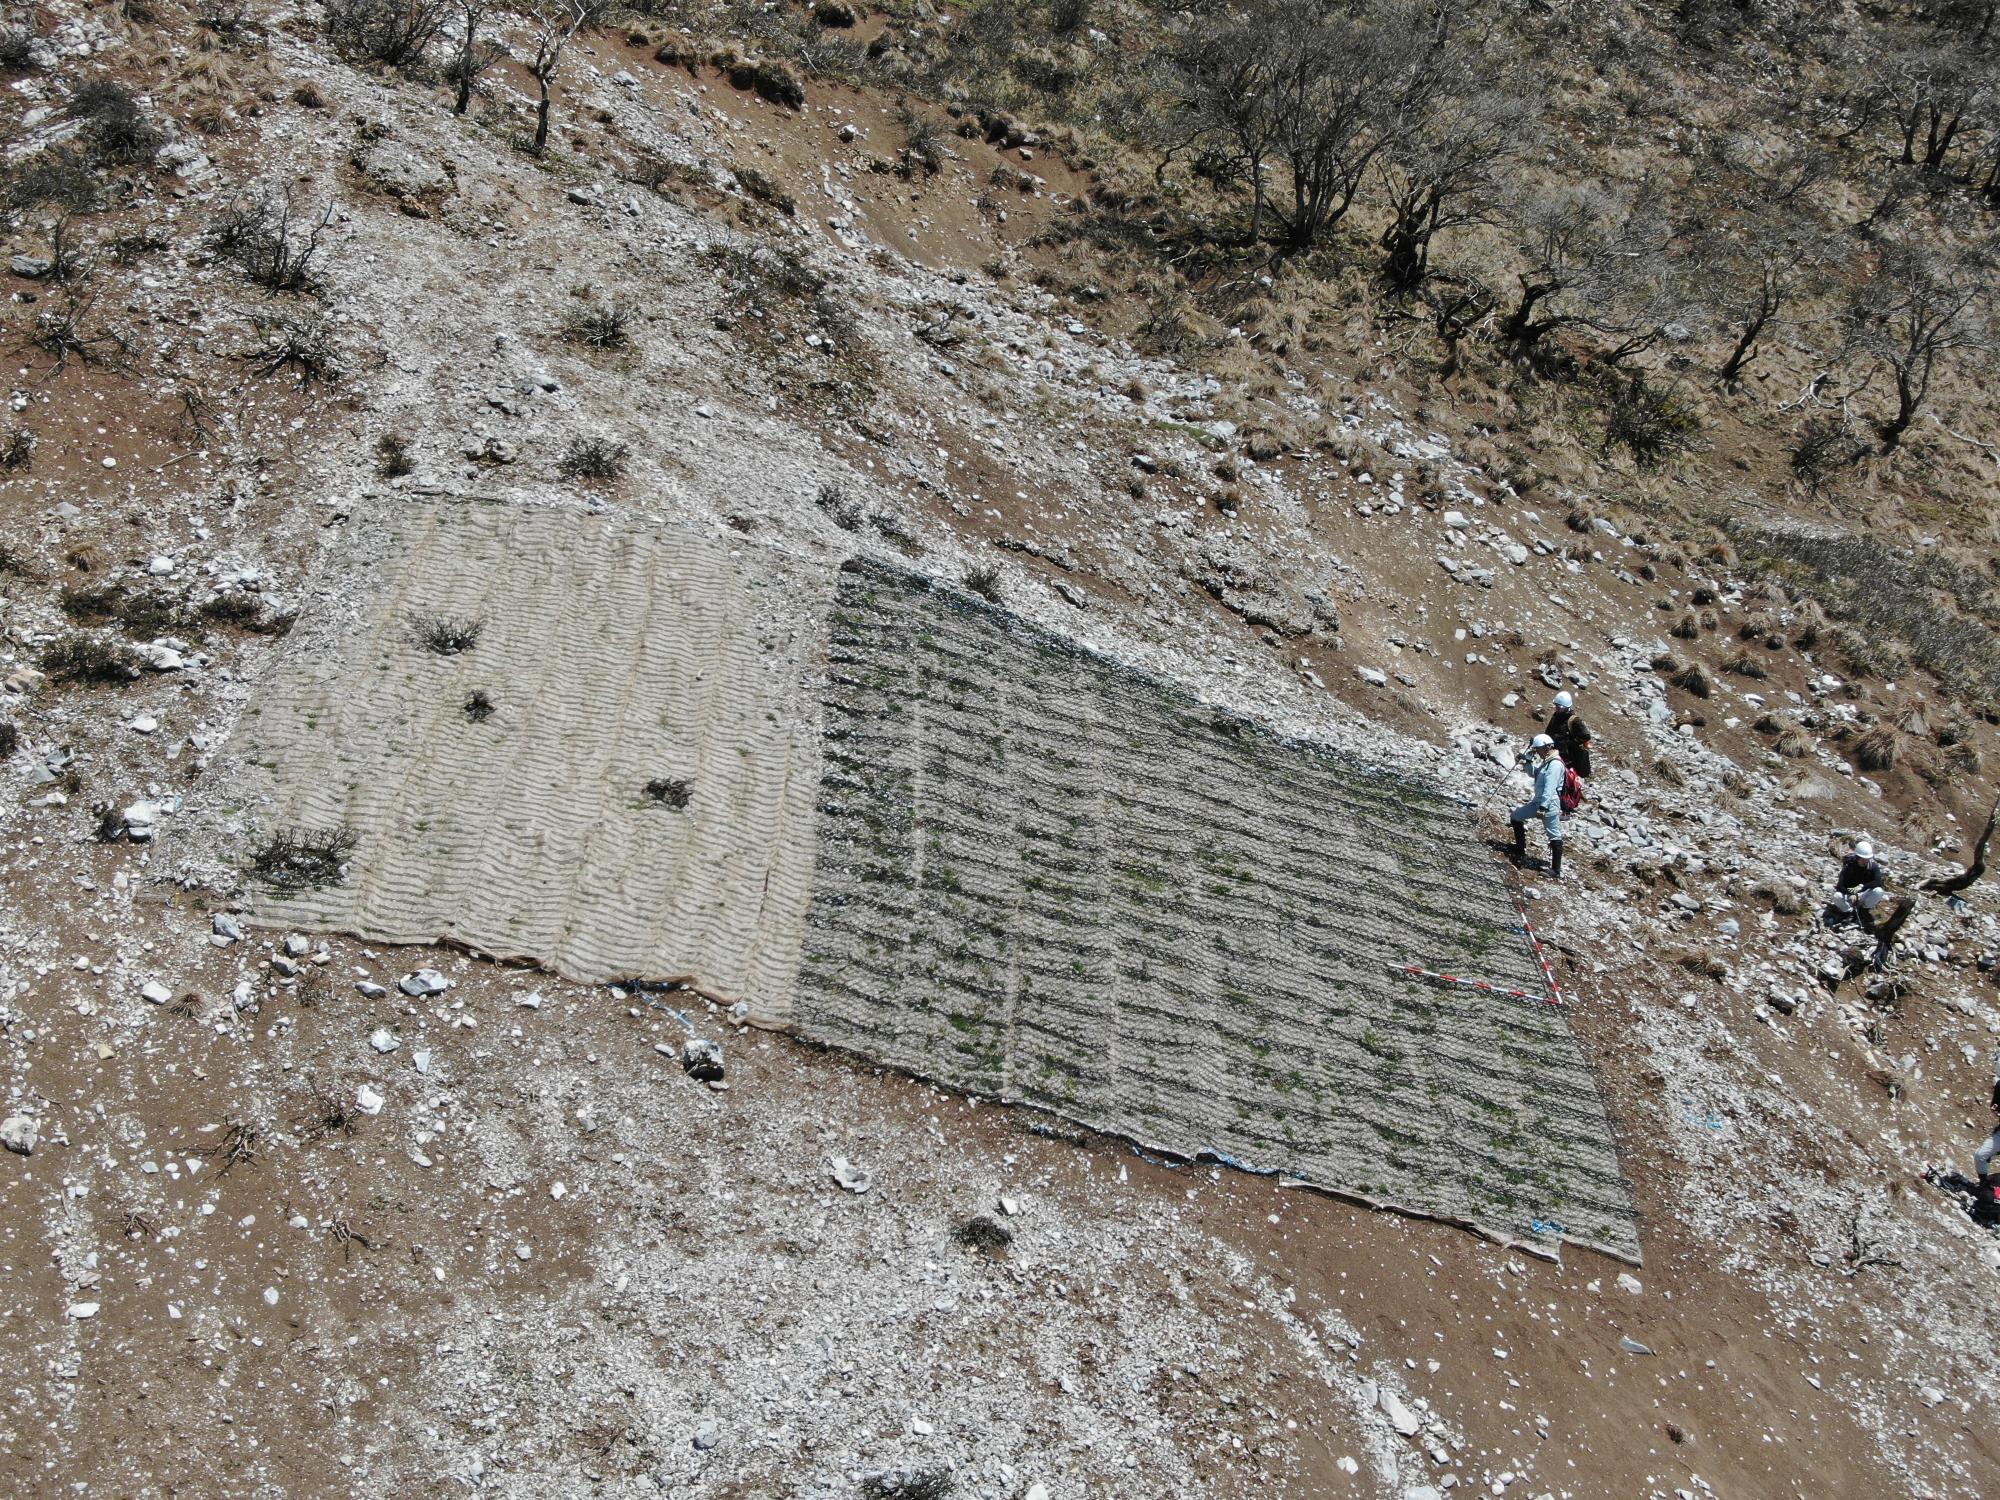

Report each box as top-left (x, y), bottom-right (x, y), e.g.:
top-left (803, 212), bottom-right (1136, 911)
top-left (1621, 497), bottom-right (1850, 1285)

top-left (1267, 0), bottom-right (1444, 251)
top-left (1377, 80), bottom-right (1528, 292)
top-left (1878, 44), bottom-right (1990, 174)
top-left (524, 0), bottom-right (608, 155)
top-left (1841, 241), bottom-right (1990, 450)
top-left (1163, 0), bottom-right (1447, 251)
top-left (449, 0), bottom-right (506, 114)
top-left (323, 0), bottom-right (453, 66)
top-left (1160, 12), bottom-right (1285, 243)
top-left (1499, 187), bottom-right (1698, 364)
top-left (1700, 156), bottom-right (1837, 386)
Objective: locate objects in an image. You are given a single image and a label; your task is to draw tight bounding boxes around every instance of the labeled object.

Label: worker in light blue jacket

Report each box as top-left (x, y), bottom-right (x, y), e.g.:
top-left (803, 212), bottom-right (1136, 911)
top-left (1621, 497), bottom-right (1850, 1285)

top-left (1509, 733), bottom-right (1566, 880)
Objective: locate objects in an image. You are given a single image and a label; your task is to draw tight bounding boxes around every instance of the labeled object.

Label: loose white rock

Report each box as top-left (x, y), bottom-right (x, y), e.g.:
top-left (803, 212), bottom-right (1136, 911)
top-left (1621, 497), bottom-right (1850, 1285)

top-left (1, 1114), bottom-right (38, 1156)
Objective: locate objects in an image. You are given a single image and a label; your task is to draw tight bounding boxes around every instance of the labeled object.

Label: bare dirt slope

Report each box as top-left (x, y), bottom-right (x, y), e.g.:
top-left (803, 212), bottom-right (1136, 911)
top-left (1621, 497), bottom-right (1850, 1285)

top-left (3, 6), bottom-right (1999, 1500)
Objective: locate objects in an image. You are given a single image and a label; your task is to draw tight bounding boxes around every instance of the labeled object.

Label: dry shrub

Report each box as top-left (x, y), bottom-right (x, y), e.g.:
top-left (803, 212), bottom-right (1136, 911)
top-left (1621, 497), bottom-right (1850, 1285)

top-left (1670, 661), bottom-right (1714, 698)
top-left (1774, 727), bottom-right (1813, 758)
top-left (1752, 712), bottom-right (1784, 734)
top-left (1722, 649), bottom-right (1767, 679)
top-left (1670, 610), bottom-right (1700, 640)
top-left (1793, 599), bottom-right (1825, 649)
top-left (1652, 756), bottom-right (1686, 787)
top-left (1852, 725), bottom-right (1905, 772)
top-left (1753, 878), bottom-right (1805, 916)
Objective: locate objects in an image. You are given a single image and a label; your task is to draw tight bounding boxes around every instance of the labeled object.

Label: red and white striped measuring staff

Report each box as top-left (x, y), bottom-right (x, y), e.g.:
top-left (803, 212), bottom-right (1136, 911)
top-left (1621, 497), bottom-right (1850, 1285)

top-left (1500, 861), bottom-right (1568, 1009)
top-left (1388, 962), bottom-right (1562, 1008)
top-left (1387, 857), bottom-right (1570, 1009)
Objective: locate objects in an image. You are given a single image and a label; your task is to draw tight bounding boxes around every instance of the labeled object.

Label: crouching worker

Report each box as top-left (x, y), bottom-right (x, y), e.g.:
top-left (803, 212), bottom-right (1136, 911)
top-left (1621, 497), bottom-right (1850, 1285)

top-left (1510, 734), bottom-right (1567, 880)
top-left (1929, 1079), bottom-right (2000, 1230)
top-left (1825, 840), bottom-right (1889, 931)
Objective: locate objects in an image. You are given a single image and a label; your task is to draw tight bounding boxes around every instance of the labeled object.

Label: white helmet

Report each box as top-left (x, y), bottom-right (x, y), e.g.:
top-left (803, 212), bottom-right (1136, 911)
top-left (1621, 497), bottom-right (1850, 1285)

top-left (1529, 733), bottom-right (1556, 751)
top-left (1554, 691), bottom-right (1574, 710)
top-left (1854, 840), bottom-right (1873, 860)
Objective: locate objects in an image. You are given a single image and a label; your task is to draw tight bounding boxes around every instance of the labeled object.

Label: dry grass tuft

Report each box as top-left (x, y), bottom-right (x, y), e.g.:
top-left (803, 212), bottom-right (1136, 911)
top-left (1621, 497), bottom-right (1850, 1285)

top-left (1670, 662), bottom-right (1714, 698)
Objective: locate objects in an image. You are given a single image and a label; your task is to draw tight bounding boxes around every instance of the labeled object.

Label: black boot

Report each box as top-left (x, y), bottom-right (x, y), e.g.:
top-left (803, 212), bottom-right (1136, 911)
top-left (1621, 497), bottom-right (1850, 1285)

top-left (1511, 821), bottom-right (1527, 865)
top-left (1549, 840), bottom-right (1565, 881)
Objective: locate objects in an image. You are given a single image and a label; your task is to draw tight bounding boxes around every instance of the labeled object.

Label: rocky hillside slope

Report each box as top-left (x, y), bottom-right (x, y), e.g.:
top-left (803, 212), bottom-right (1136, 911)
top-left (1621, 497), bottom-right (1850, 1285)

top-left (2, 3), bottom-right (1998, 1497)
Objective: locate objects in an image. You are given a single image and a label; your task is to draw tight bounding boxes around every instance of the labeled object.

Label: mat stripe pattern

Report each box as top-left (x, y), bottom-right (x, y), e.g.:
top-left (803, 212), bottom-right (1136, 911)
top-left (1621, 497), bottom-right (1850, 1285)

top-left (224, 500), bottom-right (825, 1006)
top-left (793, 559), bottom-right (1639, 1262)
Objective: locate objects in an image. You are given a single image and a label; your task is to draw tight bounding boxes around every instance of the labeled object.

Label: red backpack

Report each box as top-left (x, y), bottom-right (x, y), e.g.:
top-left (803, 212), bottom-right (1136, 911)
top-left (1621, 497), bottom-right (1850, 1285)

top-left (1559, 764), bottom-right (1584, 814)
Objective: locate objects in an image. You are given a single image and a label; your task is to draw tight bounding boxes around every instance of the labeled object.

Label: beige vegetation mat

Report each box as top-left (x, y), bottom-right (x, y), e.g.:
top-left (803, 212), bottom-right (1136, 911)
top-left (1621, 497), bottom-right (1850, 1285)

top-left (794, 560), bottom-right (1641, 1263)
top-left (220, 498), bottom-right (826, 1012)
top-left (217, 510), bottom-right (1636, 1260)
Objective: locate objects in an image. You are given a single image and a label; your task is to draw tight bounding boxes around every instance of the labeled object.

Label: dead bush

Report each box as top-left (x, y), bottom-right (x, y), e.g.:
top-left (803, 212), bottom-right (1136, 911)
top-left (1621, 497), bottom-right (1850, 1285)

top-left (212, 189), bottom-right (335, 293)
top-left (556, 435), bottom-right (628, 481)
top-left (1651, 756), bottom-right (1685, 787)
top-left (462, 689), bottom-right (496, 722)
top-left (374, 432), bottom-right (413, 478)
top-left (561, 304), bottom-right (631, 349)
top-left (1670, 610), bottom-right (1700, 640)
top-left (963, 563), bottom-right (1003, 603)
top-left (643, 776), bottom-right (692, 809)
top-left (1774, 726), bottom-right (1813, 758)
top-left (243, 312), bottom-right (341, 386)
top-left (323, 0), bottom-right (451, 66)
top-left (1722, 649), bottom-right (1767, 679)
top-left (39, 632), bottom-right (142, 685)
top-left (408, 611), bottom-right (482, 655)
top-left (248, 825), bottom-right (357, 889)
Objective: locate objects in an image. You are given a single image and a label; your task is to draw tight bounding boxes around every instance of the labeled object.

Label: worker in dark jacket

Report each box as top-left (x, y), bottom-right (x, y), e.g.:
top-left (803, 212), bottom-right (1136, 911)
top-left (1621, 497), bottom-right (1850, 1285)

top-left (1545, 691), bottom-right (1593, 778)
top-left (1828, 840), bottom-right (1889, 931)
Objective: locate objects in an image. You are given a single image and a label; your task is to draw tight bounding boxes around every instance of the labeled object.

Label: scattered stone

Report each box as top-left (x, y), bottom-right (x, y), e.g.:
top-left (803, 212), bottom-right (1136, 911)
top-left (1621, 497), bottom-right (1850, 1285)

top-left (212, 914), bottom-right (244, 944)
top-left (692, 1416), bottom-right (721, 1451)
top-left (1616, 1272), bottom-right (1643, 1295)
top-left (356, 981), bottom-right (388, 999)
top-left (354, 1085), bottom-right (385, 1116)
top-left (682, 1037), bottom-right (725, 1082)
top-left (284, 934), bottom-right (309, 958)
top-left (1356, 666), bottom-right (1388, 687)
top-left (399, 968), bottom-right (450, 997)
top-left (1619, 1336), bottom-right (1656, 1356)
top-left (1379, 1388), bottom-right (1421, 1436)
top-left (369, 1027), bottom-right (400, 1054)
top-left (67, 1302), bottom-right (99, 1320)
top-left (829, 1156), bottom-right (873, 1194)
top-left (1, 1114), bottom-right (37, 1156)
top-left (140, 980), bottom-right (172, 1005)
